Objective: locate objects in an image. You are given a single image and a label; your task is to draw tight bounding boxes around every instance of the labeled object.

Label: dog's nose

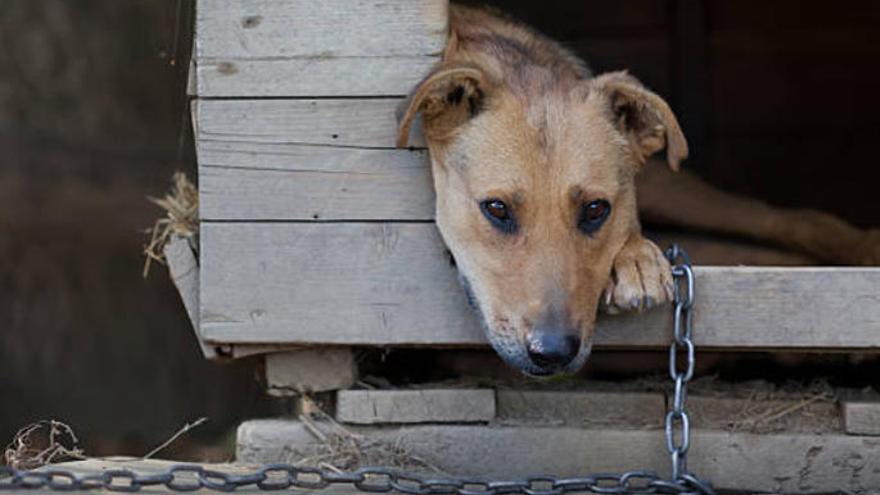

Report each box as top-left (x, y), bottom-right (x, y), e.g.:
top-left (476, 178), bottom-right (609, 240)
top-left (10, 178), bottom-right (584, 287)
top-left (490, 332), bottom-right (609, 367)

top-left (525, 331), bottom-right (580, 369)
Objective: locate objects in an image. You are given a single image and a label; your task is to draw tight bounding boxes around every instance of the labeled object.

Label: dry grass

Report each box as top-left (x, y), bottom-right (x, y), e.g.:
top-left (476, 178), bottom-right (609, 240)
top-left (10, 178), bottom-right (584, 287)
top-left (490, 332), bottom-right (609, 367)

top-left (143, 172), bottom-right (198, 277)
top-left (143, 417), bottom-right (208, 459)
top-left (686, 377), bottom-right (838, 434)
top-left (292, 397), bottom-right (447, 475)
top-left (3, 420), bottom-right (86, 470)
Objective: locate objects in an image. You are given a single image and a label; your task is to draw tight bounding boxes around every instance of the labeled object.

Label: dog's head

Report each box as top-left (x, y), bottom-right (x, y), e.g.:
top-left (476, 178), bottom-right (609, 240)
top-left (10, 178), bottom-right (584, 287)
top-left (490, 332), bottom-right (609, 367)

top-left (398, 65), bottom-right (686, 376)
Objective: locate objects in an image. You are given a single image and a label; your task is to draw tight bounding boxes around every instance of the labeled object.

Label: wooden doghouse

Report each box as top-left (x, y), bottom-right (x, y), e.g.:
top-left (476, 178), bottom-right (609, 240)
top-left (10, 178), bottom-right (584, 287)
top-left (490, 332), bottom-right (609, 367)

top-left (170, 1), bottom-right (880, 492)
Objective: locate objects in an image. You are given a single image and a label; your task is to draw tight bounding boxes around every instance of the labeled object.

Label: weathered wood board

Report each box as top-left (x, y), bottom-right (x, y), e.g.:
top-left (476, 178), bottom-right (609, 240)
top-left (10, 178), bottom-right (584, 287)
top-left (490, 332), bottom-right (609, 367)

top-left (238, 419), bottom-right (880, 493)
top-left (199, 145), bottom-right (432, 221)
top-left (842, 400), bottom-right (880, 436)
top-left (265, 348), bottom-right (356, 394)
top-left (194, 99), bottom-right (423, 148)
top-left (336, 389), bottom-right (496, 424)
top-left (164, 235), bottom-right (216, 359)
top-left (196, 57), bottom-right (439, 98)
top-left (195, 98), bottom-right (433, 221)
top-left (194, 0), bottom-right (446, 96)
top-left (199, 222), bottom-right (880, 349)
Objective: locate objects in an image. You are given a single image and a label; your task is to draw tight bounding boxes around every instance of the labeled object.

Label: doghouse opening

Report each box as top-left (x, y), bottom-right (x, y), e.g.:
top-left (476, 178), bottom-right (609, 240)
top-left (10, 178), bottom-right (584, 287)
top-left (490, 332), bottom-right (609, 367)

top-left (456, 0), bottom-right (880, 266)
top-left (339, 0), bottom-right (880, 433)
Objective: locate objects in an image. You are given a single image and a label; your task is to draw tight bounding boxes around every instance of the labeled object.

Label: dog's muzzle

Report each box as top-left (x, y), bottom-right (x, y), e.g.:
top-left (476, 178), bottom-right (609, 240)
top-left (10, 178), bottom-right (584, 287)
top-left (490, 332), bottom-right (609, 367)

top-left (525, 330), bottom-right (580, 370)
top-left (484, 325), bottom-right (592, 377)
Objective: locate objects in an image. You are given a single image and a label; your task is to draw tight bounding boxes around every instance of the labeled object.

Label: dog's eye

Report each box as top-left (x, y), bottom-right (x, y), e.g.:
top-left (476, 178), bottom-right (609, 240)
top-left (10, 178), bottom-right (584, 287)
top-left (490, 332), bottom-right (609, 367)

top-left (578, 199), bottom-right (611, 235)
top-left (479, 199), bottom-right (517, 234)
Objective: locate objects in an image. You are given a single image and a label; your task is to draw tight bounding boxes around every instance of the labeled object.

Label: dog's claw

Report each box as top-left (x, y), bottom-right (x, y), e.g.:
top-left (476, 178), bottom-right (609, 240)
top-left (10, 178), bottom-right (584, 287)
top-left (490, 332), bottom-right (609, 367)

top-left (601, 236), bottom-right (673, 315)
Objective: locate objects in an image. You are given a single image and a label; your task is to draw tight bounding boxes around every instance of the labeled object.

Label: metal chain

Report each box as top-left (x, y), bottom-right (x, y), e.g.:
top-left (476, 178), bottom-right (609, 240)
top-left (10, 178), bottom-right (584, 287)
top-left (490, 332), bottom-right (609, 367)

top-left (0, 245), bottom-right (713, 494)
top-left (663, 245), bottom-right (710, 494)
top-left (0, 464), bottom-right (711, 494)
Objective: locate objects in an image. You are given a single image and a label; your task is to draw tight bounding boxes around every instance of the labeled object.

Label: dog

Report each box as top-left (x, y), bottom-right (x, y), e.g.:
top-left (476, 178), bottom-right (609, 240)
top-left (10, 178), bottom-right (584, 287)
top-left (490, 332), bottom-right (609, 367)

top-left (396, 5), bottom-right (880, 376)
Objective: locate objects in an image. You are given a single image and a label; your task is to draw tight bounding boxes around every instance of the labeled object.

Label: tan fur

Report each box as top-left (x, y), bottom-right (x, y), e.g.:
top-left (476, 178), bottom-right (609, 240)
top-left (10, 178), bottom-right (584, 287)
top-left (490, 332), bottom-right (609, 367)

top-left (398, 5), bottom-right (686, 374)
top-left (397, 5), bottom-right (880, 374)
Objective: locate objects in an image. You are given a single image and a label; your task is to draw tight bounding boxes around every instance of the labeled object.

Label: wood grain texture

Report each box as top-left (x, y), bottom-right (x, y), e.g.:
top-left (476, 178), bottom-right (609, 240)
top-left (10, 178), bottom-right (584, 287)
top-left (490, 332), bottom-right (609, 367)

top-left (194, 0), bottom-right (445, 96)
top-left (336, 389), bottom-right (496, 424)
top-left (164, 235), bottom-right (216, 359)
top-left (842, 400), bottom-right (880, 436)
top-left (195, 56), bottom-right (439, 97)
top-left (195, 99), bottom-right (424, 148)
top-left (198, 143), bottom-right (432, 221)
top-left (237, 419), bottom-right (880, 492)
top-left (265, 348), bottom-right (356, 394)
top-left (199, 222), bottom-right (880, 349)
top-left (195, 98), bottom-right (432, 221)
top-left (196, 0), bottom-right (447, 59)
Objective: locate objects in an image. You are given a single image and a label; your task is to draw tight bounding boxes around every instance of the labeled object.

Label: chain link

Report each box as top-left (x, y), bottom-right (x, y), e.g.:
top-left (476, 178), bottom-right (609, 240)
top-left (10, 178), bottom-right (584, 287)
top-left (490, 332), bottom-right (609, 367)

top-left (0, 246), bottom-right (712, 495)
top-left (663, 245), bottom-right (707, 493)
top-left (1, 465), bottom-right (710, 494)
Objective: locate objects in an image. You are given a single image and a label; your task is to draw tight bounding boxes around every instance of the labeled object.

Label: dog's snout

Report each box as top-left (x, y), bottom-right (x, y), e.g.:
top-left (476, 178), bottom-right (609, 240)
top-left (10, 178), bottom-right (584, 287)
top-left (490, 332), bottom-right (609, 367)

top-left (525, 330), bottom-right (580, 369)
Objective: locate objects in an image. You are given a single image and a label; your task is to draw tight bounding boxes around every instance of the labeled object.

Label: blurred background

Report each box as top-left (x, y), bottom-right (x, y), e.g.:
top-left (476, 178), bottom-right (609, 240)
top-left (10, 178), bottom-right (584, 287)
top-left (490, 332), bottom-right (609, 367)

top-left (2, 0), bottom-right (878, 461)
top-left (0, 0), bottom-right (276, 460)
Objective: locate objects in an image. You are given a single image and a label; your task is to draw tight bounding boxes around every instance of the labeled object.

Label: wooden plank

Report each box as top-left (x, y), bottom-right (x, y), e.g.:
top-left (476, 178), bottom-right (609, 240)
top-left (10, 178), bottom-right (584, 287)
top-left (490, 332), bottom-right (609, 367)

top-left (843, 400), bottom-right (880, 436)
top-left (195, 98), bottom-right (430, 221)
top-left (195, 56), bottom-right (439, 98)
top-left (336, 389), bottom-right (496, 424)
top-left (231, 343), bottom-right (300, 359)
top-left (238, 419), bottom-right (880, 492)
top-left (198, 144), bottom-right (432, 221)
top-left (164, 235), bottom-right (217, 359)
top-left (194, 0), bottom-right (445, 97)
top-left (195, 0), bottom-right (447, 59)
top-left (195, 99), bottom-right (424, 148)
top-left (265, 349), bottom-right (356, 394)
top-left (199, 222), bottom-right (880, 349)
top-left (199, 222), bottom-right (481, 345)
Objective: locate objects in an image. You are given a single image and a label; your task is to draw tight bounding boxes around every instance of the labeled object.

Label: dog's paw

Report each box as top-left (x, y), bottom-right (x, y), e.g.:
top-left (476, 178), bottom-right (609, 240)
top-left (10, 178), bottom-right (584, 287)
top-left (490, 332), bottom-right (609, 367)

top-left (601, 237), bottom-right (674, 315)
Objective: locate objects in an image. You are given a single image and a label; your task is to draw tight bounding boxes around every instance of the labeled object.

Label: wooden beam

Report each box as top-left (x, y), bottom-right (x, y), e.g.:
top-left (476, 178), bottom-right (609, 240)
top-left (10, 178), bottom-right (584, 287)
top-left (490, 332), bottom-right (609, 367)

top-left (199, 222), bottom-right (880, 350)
top-left (237, 419), bottom-right (880, 493)
top-left (194, 0), bottom-right (446, 97)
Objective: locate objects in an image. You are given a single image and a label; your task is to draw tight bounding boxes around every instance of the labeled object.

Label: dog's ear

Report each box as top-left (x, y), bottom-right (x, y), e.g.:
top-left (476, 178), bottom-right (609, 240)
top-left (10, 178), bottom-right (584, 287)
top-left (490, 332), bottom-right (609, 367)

top-left (396, 63), bottom-right (489, 148)
top-left (592, 71), bottom-right (688, 171)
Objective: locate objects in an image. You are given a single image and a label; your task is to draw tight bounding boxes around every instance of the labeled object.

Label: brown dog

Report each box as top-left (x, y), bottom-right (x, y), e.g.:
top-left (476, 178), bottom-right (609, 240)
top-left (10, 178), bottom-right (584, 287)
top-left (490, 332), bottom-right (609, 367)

top-left (397, 5), bottom-right (880, 376)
